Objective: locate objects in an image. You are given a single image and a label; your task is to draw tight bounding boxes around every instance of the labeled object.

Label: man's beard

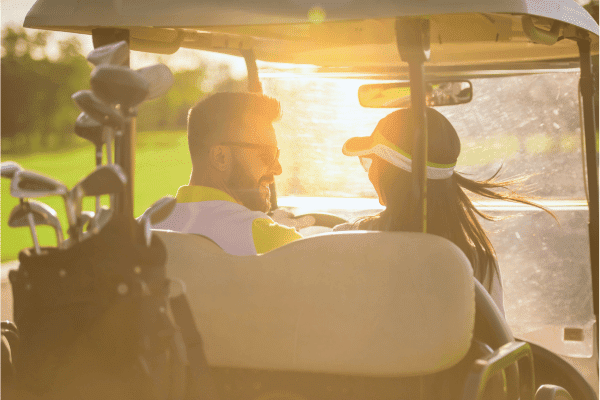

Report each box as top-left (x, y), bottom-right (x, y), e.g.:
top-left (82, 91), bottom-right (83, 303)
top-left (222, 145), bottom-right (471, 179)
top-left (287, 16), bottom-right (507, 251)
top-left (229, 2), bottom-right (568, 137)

top-left (228, 159), bottom-right (271, 213)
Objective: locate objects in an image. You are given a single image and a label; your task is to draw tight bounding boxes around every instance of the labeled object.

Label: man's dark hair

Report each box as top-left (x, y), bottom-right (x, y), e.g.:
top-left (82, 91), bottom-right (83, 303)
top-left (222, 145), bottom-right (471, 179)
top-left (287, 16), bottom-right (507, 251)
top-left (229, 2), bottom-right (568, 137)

top-left (187, 92), bottom-right (281, 166)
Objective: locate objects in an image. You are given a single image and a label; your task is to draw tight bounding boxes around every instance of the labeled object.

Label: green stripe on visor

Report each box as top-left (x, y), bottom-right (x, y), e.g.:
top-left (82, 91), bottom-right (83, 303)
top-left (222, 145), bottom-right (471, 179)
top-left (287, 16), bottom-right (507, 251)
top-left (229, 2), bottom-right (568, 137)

top-left (345, 130), bottom-right (456, 180)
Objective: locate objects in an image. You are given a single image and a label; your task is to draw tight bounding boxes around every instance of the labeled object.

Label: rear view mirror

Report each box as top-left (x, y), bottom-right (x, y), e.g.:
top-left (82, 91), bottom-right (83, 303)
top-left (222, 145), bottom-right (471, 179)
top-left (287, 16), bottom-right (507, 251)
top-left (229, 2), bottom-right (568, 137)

top-left (358, 80), bottom-right (473, 108)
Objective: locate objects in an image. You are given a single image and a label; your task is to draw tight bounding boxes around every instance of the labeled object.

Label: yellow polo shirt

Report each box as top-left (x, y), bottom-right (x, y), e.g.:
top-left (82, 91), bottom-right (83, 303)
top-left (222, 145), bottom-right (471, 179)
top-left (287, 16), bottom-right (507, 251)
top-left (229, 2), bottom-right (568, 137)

top-left (151, 185), bottom-right (301, 255)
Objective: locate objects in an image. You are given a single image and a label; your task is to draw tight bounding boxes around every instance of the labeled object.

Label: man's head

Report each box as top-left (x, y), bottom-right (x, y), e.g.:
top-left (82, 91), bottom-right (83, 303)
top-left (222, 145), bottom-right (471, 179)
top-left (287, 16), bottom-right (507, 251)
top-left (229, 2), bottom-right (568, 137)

top-left (187, 92), bottom-right (282, 212)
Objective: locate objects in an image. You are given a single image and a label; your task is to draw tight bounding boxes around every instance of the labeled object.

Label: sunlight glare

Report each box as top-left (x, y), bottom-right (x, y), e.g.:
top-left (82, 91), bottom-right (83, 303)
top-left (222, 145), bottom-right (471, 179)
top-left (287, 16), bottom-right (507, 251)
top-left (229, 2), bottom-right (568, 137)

top-left (526, 133), bottom-right (554, 155)
top-left (308, 6), bottom-right (326, 24)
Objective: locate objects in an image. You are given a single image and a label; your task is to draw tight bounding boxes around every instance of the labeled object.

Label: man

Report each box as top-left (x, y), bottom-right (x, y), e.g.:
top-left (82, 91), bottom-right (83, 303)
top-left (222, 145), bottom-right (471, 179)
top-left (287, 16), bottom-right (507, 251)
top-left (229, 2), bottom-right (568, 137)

top-left (152, 92), bottom-right (311, 255)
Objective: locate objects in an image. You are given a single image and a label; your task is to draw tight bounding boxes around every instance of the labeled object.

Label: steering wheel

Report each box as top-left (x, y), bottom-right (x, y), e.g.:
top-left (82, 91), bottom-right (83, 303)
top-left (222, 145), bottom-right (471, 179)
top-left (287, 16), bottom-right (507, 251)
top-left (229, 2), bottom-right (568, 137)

top-left (517, 340), bottom-right (598, 400)
top-left (469, 279), bottom-right (520, 398)
top-left (473, 280), bottom-right (597, 400)
top-left (473, 279), bottom-right (513, 348)
top-left (293, 213), bottom-right (348, 228)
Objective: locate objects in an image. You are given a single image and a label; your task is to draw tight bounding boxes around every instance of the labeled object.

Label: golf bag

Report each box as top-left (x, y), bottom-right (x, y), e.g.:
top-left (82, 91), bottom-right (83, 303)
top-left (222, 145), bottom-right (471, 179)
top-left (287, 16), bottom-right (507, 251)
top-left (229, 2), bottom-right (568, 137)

top-left (4, 215), bottom-right (218, 400)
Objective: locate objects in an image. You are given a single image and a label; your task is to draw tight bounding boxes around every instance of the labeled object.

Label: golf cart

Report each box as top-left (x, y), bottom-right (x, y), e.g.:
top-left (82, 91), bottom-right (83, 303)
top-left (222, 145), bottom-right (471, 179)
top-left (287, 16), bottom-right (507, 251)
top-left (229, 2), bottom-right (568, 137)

top-left (2, 0), bottom-right (598, 398)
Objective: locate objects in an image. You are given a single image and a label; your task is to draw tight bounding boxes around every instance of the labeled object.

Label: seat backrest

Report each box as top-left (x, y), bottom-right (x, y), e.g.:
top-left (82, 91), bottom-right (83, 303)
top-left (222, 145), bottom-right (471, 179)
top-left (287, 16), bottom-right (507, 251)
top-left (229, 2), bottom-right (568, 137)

top-left (156, 230), bottom-right (475, 377)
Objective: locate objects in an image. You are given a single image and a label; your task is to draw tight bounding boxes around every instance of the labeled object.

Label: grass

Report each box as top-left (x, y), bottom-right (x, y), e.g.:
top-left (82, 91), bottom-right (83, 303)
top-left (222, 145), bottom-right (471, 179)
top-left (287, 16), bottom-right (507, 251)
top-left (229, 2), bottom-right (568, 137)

top-left (1, 130), bottom-right (190, 261)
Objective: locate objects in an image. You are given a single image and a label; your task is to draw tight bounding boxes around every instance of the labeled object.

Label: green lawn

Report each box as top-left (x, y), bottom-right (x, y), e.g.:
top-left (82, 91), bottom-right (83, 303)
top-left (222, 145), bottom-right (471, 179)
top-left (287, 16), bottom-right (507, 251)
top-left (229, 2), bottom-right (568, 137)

top-left (1, 130), bottom-right (191, 261)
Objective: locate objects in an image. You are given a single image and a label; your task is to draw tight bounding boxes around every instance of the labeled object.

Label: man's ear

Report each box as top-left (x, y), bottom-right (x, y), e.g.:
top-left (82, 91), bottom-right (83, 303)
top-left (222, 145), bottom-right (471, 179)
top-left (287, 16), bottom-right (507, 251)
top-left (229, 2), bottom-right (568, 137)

top-left (209, 145), bottom-right (232, 172)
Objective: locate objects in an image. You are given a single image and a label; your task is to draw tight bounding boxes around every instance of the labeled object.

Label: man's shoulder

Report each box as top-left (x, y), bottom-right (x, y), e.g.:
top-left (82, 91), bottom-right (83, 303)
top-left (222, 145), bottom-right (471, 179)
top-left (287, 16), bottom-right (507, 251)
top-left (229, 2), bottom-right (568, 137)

top-left (180, 199), bottom-right (271, 224)
top-left (153, 200), bottom-right (263, 230)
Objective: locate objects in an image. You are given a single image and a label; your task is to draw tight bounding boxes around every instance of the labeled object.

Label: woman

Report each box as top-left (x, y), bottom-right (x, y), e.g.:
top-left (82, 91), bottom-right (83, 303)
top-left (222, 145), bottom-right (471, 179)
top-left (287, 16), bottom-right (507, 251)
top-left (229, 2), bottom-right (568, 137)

top-left (334, 107), bottom-right (556, 313)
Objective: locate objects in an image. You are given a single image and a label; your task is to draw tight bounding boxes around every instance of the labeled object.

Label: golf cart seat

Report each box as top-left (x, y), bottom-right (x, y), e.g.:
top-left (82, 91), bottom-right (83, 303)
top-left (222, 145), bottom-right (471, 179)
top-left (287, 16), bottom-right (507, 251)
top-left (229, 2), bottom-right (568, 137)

top-left (156, 230), bottom-right (477, 398)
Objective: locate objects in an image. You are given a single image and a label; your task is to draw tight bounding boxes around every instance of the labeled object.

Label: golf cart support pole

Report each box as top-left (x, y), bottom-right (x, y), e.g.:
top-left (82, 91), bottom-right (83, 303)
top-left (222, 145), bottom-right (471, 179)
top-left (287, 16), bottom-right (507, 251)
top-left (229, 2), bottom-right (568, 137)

top-left (395, 17), bottom-right (430, 233)
top-left (92, 29), bottom-right (136, 226)
top-left (241, 49), bottom-right (263, 94)
top-left (576, 32), bottom-right (599, 326)
top-left (241, 47), bottom-right (279, 211)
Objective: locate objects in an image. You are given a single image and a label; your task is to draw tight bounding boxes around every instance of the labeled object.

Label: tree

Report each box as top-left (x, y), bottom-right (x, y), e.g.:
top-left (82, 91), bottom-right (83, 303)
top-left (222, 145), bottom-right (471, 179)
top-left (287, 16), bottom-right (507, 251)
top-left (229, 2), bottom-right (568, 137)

top-left (1, 26), bottom-right (91, 153)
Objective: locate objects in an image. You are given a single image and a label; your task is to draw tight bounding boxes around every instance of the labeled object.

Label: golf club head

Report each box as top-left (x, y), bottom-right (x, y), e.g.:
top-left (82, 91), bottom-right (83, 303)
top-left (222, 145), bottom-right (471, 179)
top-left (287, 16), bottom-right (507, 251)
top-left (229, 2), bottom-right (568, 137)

top-left (9, 202), bottom-right (44, 226)
top-left (136, 64), bottom-right (174, 102)
top-left (66, 207), bottom-right (112, 245)
top-left (138, 196), bottom-right (176, 247)
top-left (72, 90), bottom-right (123, 130)
top-left (74, 112), bottom-right (106, 149)
top-left (11, 170), bottom-right (68, 199)
top-left (11, 200), bottom-right (64, 247)
top-left (90, 65), bottom-right (149, 109)
top-left (80, 210), bottom-right (95, 227)
top-left (77, 164), bottom-right (127, 198)
top-left (142, 217), bottom-right (152, 247)
top-left (1, 161), bottom-right (23, 179)
top-left (140, 196), bottom-right (177, 225)
top-left (87, 40), bottom-right (129, 67)
top-left (90, 206), bottom-right (113, 235)
top-left (76, 210), bottom-right (97, 240)
top-left (8, 201), bottom-right (49, 254)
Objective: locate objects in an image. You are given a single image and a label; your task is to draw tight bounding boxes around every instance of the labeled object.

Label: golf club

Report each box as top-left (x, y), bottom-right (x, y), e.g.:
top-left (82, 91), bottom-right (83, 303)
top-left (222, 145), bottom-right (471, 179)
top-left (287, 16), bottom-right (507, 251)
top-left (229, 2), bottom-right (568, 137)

top-left (139, 196), bottom-right (177, 225)
top-left (11, 170), bottom-right (77, 240)
top-left (88, 66), bottom-right (147, 222)
top-left (2, 161), bottom-right (26, 208)
top-left (80, 210), bottom-right (95, 231)
top-left (87, 206), bottom-right (112, 235)
top-left (76, 164), bottom-right (127, 198)
top-left (1, 161), bottom-right (23, 180)
top-left (90, 65), bottom-right (149, 110)
top-left (72, 90), bottom-right (123, 130)
top-left (136, 64), bottom-right (175, 102)
top-left (8, 202), bottom-right (42, 255)
top-left (61, 210), bottom-right (95, 249)
top-left (18, 200), bottom-right (64, 249)
top-left (75, 112), bottom-right (115, 165)
top-left (71, 164), bottom-right (127, 237)
top-left (75, 112), bottom-right (117, 214)
top-left (11, 170), bottom-right (69, 198)
top-left (86, 40), bottom-right (129, 67)
top-left (138, 196), bottom-right (177, 246)
top-left (66, 210), bottom-right (97, 244)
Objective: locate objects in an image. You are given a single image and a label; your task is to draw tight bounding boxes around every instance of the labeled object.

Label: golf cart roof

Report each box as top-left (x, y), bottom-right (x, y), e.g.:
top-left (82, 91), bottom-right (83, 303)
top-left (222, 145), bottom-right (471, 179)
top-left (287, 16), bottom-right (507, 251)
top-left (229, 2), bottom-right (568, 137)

top-left (24, 0), bottom-right (599, 68)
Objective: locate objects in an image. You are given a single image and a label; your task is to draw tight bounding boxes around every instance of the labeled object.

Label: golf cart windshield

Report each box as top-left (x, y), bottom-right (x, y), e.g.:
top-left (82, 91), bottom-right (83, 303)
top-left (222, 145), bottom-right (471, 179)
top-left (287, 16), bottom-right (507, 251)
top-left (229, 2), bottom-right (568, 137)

top-left (266, 70), bottom-right (586, 200)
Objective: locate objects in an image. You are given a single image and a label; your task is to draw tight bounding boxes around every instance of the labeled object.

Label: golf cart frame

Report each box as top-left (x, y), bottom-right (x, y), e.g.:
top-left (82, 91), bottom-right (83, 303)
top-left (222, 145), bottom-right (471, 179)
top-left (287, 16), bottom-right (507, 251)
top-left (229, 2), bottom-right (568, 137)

top-left (18, 0), bottom-right (600, 398)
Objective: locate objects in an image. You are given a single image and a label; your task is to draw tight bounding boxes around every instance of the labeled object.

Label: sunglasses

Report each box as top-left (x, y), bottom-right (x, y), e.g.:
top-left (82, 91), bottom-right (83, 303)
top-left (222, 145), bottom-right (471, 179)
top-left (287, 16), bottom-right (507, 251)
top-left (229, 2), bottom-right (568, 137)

top-left (359, 156), bottom-right (372, 172)
top-left (221, 142), bottom-right (280, 165)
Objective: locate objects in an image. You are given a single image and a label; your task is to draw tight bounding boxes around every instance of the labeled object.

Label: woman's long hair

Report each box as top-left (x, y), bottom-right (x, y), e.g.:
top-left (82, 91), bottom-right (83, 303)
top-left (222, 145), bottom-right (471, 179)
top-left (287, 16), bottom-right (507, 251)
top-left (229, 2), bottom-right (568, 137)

top-left (356, 160), bottom-right (557, 291)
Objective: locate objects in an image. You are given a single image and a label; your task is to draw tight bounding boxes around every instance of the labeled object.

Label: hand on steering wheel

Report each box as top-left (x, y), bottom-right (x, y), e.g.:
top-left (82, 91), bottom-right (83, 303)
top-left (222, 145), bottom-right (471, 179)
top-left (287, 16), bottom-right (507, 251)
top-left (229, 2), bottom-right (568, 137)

top-left (269, 209), bottom-right (316, 231)
top-left (269, 209), bottom-right (349, 230)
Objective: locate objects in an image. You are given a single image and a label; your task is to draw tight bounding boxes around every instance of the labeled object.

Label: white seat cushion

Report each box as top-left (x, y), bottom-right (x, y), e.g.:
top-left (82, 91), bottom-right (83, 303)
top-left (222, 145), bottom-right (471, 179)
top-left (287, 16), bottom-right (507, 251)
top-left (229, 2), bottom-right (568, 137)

top-left (156, 230), bottom-right (475, 377)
